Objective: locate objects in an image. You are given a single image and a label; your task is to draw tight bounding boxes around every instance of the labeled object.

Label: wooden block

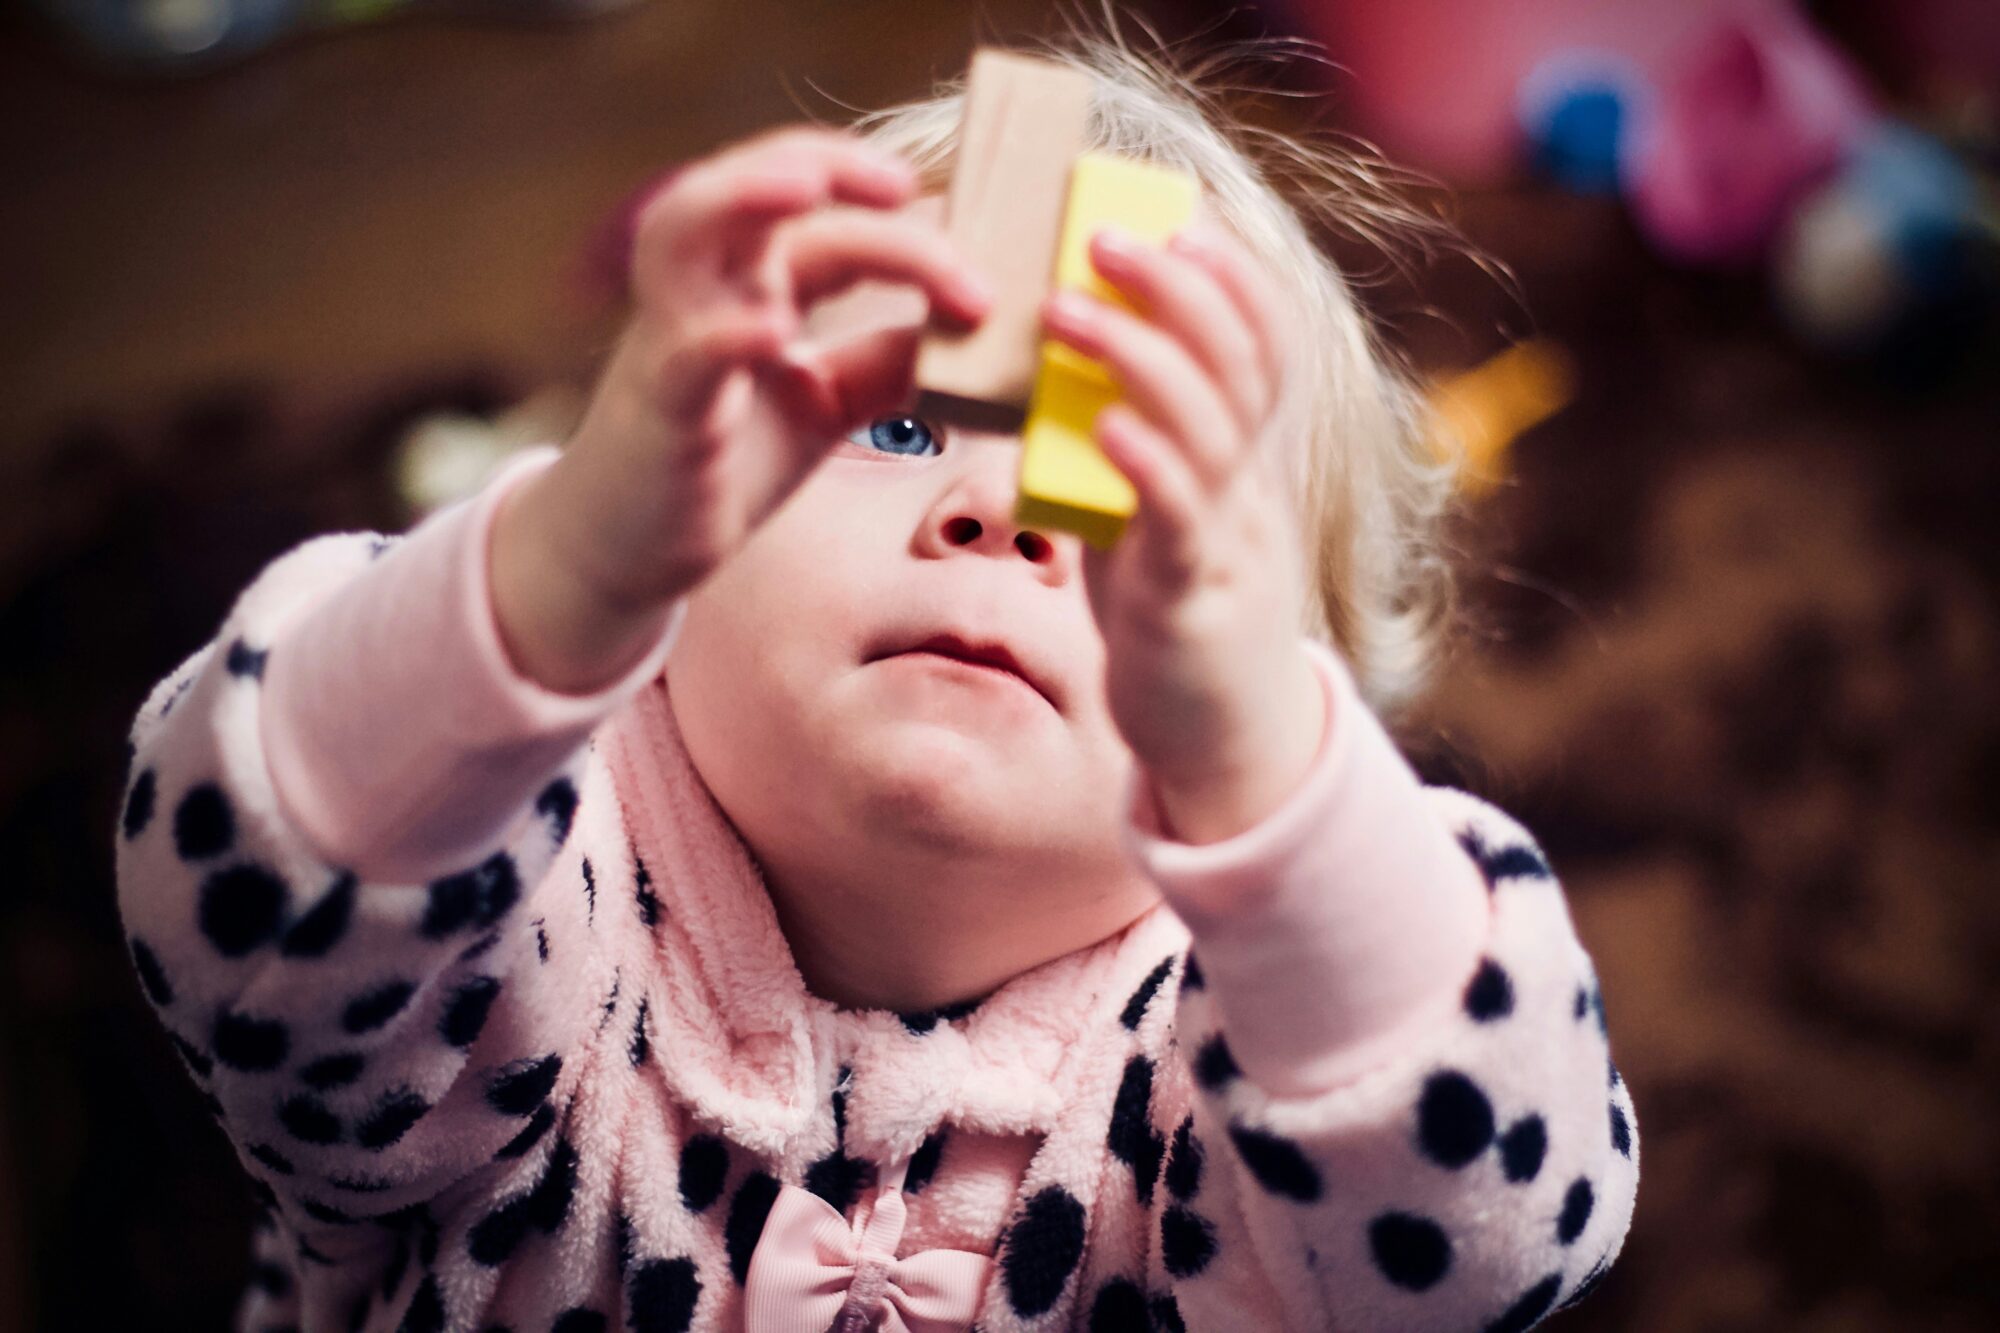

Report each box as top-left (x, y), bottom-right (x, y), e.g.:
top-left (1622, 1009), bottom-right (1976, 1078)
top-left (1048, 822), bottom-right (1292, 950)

top-left (1015, 152), bottom-right (1200, 548)
top-left (911, 49), bottom-right (1092, 433)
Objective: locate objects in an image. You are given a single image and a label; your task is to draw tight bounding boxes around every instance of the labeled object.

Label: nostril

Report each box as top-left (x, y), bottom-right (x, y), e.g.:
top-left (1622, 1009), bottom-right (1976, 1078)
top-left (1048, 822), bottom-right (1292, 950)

top-left (1015, 531), bottom-right (1052, 562)
top-left (944, 517), bottom-right (981, 545)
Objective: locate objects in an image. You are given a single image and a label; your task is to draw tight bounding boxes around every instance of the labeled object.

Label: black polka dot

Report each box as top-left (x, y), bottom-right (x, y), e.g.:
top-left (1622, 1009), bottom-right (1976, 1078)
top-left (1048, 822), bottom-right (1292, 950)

top-left (628, 997), bottom-right (650, 1068)
top-left (213, 1009), bottom-right (289, 1071)
top-left (581, 858), bottom-right (597, 925)
top-left (1482, 1273), bottom-right (1563, 1333)
top-left (1192, 1033), bottom-right (1240, 1090)
top-left (130, 937), bottom-right (174, 1007)
top-left (357, 1088), bottom-right (430, 1150)
top-left (905, 1127), bottom-right (946, 1194)
top-left (634, 859), bottom-right (661, 930)
top-left (1609, 1101), bottom-right (1632, 1158)
top-left (803, 1149), bottom-right (869, 1216)
top-left (1608, 1057), bottom-right (1622, 1089)
top-left (398, 1272), bottom-right (444, 1333)
top-left (1457, 826), bottom-right (1552, 888)
top-left (278, 1094), bottom-right (342, 1145)
top-left (1179, 950), bottom-right (1205, 993)
top-left (1107, 1056), bottom-right (1165, 1206)
top-left (487, 1053), bottom-right (563, 1116)
top-left (1369, 1211), bottom-right (1451, 1291)
top-left (1417, 1070), bottom-right (1496, 1169)
top-left (1000, 1185), bottom-right (1087, 1317)
top-left (1227, 1124), bottom-right (1322, 1203)
top-left (1463, 958), bottom-right (1514, 1022)
top-left (724, 1172), bottom-right (780, 1284)
top-left (536, 778), bottom-right (579, 847)
top-left (302, 1197), bottom-right (359, 1225)
top-left (1574, 985), bottom-right (1590, 1021)
top-left (627, 1256), bottom-right (701, 1333)
top-left (281, 873), bottom-right (356, 958)
top-left (199, 863), bottom-right (290, 957)
top-left (327, 1171), bottom-right (391, 1194)
top-left (421, 853), bottom-right (521, 938)
top-left (1149, 1292), bottom-right (1187, 1333)
top-left (467, 1193), bottom-right (536, 1267)
top-left (456, 929), bottom-right (501, 964)
top-left (678, 1135), bottom-right (729, 1212)
top-left (173, 783), bottom-right (235, 860)
top-left (440, 976), bottom-right (502, 1048)
top-left (534, 922), bottom-right (550, 963)
top-left (226, 638), bottom-right (270, 681)
top-left (494, 1103), bottom-right (556, 1160)
top-left (531, 1137), bottom-right (579, 1232)
top-left (248, 1142), bottom-right (295, 1175)
top-left (1164, 1114), bottom-right (1203, 1202)
top-left (342, 980), bottom-right (416, 1034)
top-left (550, 1309), bottom-right (605, 1333)
top-left (1499, 1115), bottom-right (1547, 1184)
top-left (247, 1259), bottom-right (291, 1298)
top-left (299, 1051), bottom-right (366, 1090)
top-left (170, 1033), bottom-right (213, 1078)
top-left (1558, 1177), bottom-right (1594, 1244)
top-left (1159, 1206), bottom-right (1218, 1278)
top-left (123, 768), bottom-right (157, 839)
top-left (613, 1210), bottom-right (634, 1278)
top-left (1088, 1277), bottom-right (1150, 1332)
top-left (1558, 1257), bottom-right (1612, 1313)
top-left (1120, 956), bottom-right (1175, 1029)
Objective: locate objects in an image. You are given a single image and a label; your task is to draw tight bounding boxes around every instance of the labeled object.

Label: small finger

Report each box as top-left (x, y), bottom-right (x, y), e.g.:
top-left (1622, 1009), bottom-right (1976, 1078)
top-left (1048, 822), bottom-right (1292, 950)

top-left (783, 210), bottom-right (993, 326)
top-left (1043, 290), bottom-right (1239, 491)
top-left (649, 309), bottom-right (793, 434)
top-left (1092, 403), bottom-right (1205, 589)
top-left (1167, 225), bottom-right (1291, 417)
top-left (1088, 227), bottom-right (1269, 435)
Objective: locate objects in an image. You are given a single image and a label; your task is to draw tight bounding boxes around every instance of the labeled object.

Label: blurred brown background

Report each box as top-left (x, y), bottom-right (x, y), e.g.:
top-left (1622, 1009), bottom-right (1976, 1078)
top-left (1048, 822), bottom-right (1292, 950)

top-left (2, 1), bottom-right (1996, 1330)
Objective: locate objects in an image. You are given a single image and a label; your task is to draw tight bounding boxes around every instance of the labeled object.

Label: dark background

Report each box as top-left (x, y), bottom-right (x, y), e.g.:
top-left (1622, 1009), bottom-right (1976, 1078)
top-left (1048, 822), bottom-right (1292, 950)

top-left (3, 1), bottom-right (1996, 1329)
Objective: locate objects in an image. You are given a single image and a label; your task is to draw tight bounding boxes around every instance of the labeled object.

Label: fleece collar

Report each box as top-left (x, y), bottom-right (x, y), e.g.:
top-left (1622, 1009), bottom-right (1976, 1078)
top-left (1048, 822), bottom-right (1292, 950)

top-left (597, 673), bottom-right (1192, 1173)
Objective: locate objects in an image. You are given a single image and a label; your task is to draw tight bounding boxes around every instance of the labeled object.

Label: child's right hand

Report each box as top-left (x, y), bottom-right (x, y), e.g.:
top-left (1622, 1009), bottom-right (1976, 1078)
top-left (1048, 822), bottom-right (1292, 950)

top-left (490, 127), bottom-right (993, 694)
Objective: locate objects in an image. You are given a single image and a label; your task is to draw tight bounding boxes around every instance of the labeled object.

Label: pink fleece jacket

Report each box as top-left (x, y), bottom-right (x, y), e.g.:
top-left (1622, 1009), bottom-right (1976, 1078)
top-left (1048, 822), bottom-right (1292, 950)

top-left (114, 445), bottom-right (1637, 1332)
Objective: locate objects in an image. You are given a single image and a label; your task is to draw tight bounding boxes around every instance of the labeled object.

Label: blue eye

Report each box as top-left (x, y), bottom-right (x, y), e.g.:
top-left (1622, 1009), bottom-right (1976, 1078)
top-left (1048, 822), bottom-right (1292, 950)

top-left (848, 416), bottom-right (940, 457)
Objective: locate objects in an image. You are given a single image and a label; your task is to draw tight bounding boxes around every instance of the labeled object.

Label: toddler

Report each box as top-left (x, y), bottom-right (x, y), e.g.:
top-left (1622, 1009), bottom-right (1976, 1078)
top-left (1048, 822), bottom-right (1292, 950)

top-left (114, 33), bottom-right (1638, 1333)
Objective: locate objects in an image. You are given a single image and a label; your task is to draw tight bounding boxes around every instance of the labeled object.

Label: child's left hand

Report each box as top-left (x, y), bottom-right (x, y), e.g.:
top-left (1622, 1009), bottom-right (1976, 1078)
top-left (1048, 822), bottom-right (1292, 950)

top-left (1039, 222), bottom-right (1328, 847)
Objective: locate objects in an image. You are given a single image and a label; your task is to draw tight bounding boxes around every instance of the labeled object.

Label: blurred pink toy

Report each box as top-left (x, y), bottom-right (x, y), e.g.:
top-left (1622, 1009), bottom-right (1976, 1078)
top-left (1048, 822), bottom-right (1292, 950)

top-left (1624, 4), bottom-right (1877, 267)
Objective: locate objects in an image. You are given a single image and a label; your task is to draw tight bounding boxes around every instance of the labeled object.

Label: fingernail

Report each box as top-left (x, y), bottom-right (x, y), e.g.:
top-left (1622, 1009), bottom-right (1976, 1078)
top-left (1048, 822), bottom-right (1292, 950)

top-left (1094, 226), bottom-right (1139, 260)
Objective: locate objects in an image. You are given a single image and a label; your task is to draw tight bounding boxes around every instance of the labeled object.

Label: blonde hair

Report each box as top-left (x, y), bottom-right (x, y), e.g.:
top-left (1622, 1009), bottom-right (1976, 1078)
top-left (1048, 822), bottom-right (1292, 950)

top-left (848, 20), bottom-right (1460, 713)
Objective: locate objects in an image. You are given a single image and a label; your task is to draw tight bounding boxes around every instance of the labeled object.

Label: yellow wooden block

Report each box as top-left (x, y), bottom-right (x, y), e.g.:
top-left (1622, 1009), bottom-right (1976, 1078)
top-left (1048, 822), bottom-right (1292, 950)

top-left (1016, 152), bottom-right (1199, 548)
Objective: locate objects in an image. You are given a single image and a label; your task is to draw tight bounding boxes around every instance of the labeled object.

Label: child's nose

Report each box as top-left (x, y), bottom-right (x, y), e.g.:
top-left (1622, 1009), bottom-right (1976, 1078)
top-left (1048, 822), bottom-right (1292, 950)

top-left (917, 444), bottom-right (1064, 573)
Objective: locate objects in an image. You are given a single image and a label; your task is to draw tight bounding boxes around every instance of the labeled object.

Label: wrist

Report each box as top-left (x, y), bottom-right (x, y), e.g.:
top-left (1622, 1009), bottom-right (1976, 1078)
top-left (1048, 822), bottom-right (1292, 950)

top-left (489, 462), bottom-right (678, 696)
top-left (1147, 647), bottom-right (1326, 845)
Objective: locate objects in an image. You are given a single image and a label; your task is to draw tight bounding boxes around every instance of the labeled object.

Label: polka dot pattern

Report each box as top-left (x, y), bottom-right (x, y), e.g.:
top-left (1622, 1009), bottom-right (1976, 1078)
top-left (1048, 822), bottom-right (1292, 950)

top-left (1000, 1185), bottom-right (1087, 1317)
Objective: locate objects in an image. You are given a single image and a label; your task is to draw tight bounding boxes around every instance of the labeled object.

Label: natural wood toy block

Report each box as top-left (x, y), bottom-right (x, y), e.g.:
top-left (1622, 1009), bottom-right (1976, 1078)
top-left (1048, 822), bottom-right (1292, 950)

top-left (1015, 151), bottom-right (1200, 549)
top-left (911, 49), bottom-right (1092, 433)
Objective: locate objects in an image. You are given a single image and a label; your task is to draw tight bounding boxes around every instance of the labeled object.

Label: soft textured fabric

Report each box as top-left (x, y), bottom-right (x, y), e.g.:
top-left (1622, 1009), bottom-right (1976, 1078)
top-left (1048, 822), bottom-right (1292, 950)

top-left (114, 445), bottom-right (1638, 1332)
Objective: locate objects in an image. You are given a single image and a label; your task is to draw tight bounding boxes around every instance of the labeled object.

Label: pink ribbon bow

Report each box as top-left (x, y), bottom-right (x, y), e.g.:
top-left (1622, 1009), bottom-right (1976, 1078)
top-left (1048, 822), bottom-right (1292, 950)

top-left (743, 1171), bottom-right (992, 1333)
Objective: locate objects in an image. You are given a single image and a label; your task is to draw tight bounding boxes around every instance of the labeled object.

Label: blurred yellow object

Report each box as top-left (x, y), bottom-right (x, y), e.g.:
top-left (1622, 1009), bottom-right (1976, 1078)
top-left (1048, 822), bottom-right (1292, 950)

top-left (1428, 339), bottom-right (1577, 495)
top-left (1016, 153), bottom-right (1200, 549)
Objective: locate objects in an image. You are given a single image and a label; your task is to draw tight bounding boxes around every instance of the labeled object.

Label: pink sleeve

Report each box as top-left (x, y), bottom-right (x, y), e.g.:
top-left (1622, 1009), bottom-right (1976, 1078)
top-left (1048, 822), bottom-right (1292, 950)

top-left (1120, 637), bottom-right (1493, 1097)
top-left (261, 444), bottom-right (684, 885)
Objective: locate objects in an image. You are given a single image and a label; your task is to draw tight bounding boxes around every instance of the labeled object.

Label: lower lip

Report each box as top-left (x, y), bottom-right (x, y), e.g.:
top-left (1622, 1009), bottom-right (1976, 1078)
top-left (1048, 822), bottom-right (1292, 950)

top-left (885, 652), bottom-right (1044, 701)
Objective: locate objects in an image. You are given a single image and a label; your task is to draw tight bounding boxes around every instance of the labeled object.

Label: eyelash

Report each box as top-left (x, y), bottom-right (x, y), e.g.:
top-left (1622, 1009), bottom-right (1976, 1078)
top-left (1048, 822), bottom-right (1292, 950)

top-left (845, 415), bottom-right (943, 459)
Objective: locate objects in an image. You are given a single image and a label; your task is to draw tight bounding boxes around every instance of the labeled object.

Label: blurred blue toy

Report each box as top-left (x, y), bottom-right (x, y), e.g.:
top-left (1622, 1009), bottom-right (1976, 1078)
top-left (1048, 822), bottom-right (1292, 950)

top-left (1776, 122), bottom-right (1996, 356)
top-left (1517, 51), bottom-right (1649, 196)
